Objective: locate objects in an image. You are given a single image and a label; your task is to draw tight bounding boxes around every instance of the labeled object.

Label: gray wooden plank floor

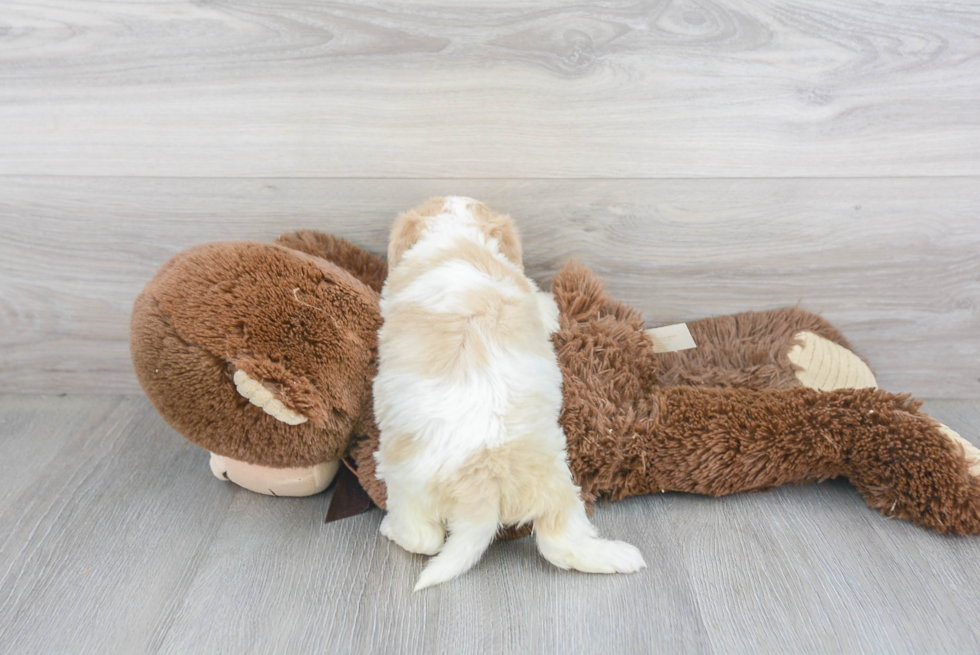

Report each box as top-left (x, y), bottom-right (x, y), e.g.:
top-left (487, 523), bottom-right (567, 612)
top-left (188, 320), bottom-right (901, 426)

top-left (3, 394), bottom-right (980, 654)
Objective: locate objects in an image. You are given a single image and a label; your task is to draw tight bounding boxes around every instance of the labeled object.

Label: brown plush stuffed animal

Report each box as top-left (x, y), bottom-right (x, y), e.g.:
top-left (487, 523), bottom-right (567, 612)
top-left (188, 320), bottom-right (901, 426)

top-left (131, 201), bottom-right (980, 536)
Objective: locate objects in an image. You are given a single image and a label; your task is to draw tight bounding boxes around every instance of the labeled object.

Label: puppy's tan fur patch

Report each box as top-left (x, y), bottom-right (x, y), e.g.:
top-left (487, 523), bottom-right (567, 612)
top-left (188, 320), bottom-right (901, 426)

top-left (388, 197), bottom-right (447, 268)
top-left (463, 285), bottom-right (553, 358)
top-left (385, 236), bottom-right (532, 299)
top-left (381, 201), bottom-right (543, 379)
top-left (379, 431), bottom-right (422, 465)
top-left (380, 302), bottom-right (491, 377)
top-left (432, 438), bottom-right (579, 529)
top-left (380, 286), bottom-right (550, 378)
top-left (468, 202), bottom-right (523, 269)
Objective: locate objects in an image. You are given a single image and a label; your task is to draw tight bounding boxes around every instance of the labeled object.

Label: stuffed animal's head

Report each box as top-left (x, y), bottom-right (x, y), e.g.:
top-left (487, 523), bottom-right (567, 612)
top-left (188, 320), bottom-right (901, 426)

top-left (131, 239), bottom-right (384, 480)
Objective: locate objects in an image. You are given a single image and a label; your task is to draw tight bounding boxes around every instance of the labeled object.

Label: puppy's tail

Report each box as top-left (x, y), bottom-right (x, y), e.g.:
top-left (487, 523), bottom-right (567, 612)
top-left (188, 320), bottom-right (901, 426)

top-left (414, 517), bottom-right (499, 592)
top-left (535, 489), bottom-right (646, 575)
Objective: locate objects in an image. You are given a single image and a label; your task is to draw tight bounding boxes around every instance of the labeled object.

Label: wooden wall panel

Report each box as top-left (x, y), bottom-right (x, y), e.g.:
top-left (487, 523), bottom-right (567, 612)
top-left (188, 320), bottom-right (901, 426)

top-left (1, 177), bottom-right (977, 397)
top-left (1, 1), bottom-right (979, 178)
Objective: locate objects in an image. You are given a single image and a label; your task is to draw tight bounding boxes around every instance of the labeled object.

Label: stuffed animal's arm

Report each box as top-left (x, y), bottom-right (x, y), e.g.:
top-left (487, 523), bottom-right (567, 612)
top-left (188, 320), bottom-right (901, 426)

top-left (550, 262), bottom-right (873, 392)
top-left (650, 308), bottom-right (877, 392)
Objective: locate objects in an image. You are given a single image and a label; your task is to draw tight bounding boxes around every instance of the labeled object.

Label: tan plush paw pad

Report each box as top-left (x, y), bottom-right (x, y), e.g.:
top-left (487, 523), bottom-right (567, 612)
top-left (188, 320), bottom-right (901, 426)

top-left (787, 331), bottom-right (877, 391)
top-left (233, 370), bottom-right (307, 425)
top-left (938, 424), bottom-right (980, 478)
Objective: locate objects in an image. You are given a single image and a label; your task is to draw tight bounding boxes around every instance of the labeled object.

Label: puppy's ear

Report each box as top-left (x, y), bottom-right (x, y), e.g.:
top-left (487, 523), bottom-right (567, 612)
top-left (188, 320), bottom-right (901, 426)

top-left (388, 197), bottom-right (446, 268)
top-left (469, 202), bottom-right (523, 269)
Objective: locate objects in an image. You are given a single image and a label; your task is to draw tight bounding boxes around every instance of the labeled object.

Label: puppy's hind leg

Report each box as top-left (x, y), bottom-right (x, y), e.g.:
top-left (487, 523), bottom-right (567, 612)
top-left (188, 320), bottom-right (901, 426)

top-left (535, 473), bottom-right (646, 574)
top-left (380, 483), bottom-right (446, 556)
top-left (414, 512), bottom-right (499, 591)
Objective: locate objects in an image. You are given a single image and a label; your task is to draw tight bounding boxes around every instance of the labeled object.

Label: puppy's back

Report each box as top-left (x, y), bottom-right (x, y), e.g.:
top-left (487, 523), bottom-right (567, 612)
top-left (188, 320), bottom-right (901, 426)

top-left (376, 199), bottom-right (560, 468)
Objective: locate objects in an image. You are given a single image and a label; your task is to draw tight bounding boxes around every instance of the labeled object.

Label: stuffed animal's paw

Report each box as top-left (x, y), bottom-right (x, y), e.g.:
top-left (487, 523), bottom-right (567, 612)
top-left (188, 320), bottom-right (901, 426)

top-left (233, 370), bottom-right (308, 425)
top-left (938, 423), bottom-right (980, 478)
top-left (787, 331), bottom-right (877, 391)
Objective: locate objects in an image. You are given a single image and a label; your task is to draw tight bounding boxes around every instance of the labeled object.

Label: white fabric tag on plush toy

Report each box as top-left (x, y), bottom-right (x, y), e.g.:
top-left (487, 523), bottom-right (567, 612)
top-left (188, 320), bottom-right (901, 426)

top-left (646, 323), bottom-right (697, 353)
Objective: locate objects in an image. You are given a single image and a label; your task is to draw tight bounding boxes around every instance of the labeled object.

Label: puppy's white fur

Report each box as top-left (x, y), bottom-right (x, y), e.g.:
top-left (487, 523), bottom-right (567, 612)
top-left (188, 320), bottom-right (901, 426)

top-left (374, 197), bottom-right (645, 591)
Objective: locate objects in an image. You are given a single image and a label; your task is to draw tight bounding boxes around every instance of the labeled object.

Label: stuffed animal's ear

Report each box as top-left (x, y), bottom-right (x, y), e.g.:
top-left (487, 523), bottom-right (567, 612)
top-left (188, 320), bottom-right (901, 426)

top-left (388, 197), bottom-right (446, 268)
top-left (275, 231), bottom-right (388, 294)
top-left (469, 202), bottom-right (523, 269)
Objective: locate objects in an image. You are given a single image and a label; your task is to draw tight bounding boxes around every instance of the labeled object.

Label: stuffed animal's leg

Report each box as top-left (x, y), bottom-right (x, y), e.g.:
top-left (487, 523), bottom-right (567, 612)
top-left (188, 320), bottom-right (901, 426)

top-left (842, 409), bottom-right (980, 533)
top-left (578, 386), bottom-right (980, 535)
top-left (651, 308), bottom-right (876, 392)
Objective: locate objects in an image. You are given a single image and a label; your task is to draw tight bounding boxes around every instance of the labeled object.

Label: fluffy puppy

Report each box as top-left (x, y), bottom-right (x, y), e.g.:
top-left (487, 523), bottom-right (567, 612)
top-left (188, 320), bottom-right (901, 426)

top-left (374, 196), bottom-right (646, 590)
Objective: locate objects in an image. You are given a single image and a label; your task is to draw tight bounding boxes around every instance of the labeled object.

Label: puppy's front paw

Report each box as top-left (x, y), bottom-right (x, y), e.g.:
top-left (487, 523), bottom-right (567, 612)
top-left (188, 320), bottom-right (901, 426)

top-left (380, 513), bottom-right (445, 556)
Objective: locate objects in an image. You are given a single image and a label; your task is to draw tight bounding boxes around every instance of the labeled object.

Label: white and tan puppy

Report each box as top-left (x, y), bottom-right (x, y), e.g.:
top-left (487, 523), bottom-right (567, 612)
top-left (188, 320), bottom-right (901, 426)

top-left (374, 197), bottom-right (645, 591)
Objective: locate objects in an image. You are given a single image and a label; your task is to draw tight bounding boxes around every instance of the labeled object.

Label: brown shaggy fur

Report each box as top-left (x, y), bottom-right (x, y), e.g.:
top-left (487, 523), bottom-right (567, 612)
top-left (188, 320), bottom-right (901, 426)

top-left (131, 238), bottom-right (382, 468)
top-left (131, 233), bottom-right (980, 536)
top-left (548, 262), bottom-right (980, 535)
top-left (656, 307), bottom-right (857, 390)
top-left (275, 230), bottom-right (388, 293)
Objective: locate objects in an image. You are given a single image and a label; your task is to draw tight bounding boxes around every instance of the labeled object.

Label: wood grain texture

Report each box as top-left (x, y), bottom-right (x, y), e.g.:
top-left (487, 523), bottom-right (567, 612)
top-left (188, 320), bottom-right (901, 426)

top-left (2, 395), bottom-right (980, 653)
top-left (1, 1), bottom-right (979, 177)
top-left (1, 176), bottom-right (977, 397)
top-left (0, 395), bottom-right (236, 654)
